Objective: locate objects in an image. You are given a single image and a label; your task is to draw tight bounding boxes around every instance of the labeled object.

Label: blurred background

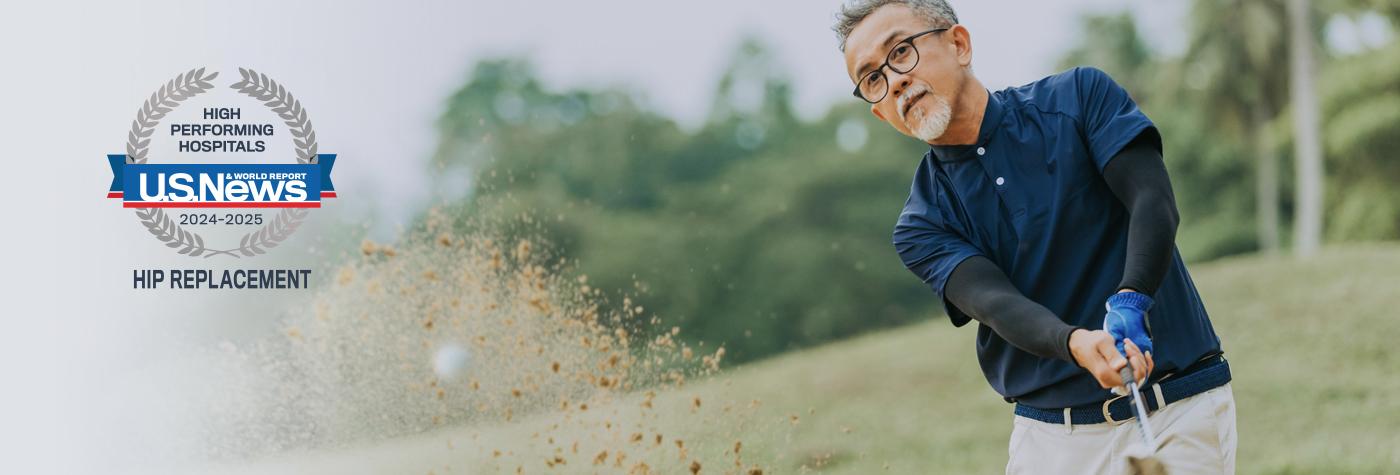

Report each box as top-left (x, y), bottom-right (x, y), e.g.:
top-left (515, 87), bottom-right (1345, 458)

top-left (4, 0), bottom-right (1398, 473)
top-left (409, 0), bottom-right (1400, 365)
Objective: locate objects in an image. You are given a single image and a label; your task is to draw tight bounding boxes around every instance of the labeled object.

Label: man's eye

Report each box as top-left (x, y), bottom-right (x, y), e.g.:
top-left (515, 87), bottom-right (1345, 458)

top-left (892, 45), bottom-right (911, 58)
top-left (865, 71), bottom-right (884, 85)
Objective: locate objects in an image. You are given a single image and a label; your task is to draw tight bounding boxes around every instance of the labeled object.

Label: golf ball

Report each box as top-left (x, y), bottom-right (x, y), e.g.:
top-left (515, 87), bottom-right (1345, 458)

top-left (433, 344), bottom-right (472, 381)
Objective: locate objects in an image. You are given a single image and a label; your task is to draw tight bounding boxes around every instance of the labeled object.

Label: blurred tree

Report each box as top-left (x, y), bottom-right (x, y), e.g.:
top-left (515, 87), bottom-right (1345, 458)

top-left (425, 41), bottom-right (935, 365)
top-left (418, 9), bottom-right (1398, 366)
top-left (1059, 10), bottom-right (1262, 260)
top-left (1063, 2), bottom-right (1400, 259)
top-left (1328, 0), bottom-right (1400, 22)
top-left (1288, 0), bottom-right (1327, 256)
top-left (1181, 0), bottom-right (1293, 253)
top-left (431, 59), bottom-right (689, 213)
top-left (1059, 13), bottom-right (1154, 100)
top-left (1316, 15), bottom-right (1400, 241)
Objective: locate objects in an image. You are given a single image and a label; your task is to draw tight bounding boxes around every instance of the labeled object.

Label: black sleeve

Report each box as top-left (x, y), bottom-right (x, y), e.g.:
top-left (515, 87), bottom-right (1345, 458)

top-left (1102, 133), bottom-right (1180, 296)
top-left (944, 256), bottom-right (1080, 362)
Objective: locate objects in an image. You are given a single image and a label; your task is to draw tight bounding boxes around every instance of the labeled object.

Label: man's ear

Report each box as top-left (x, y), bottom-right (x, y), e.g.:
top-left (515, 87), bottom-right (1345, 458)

top-left (871, 103), bottom-right (887, 122)
top-left (951, 25), bottom-right (973, 68)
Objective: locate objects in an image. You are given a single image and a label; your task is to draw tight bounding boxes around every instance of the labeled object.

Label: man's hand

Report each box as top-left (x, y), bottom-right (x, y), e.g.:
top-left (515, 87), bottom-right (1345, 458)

top-left (1104, 290), bottom-right (1155, 359)
top-left (1069, 329), bottom-right (1153, 390)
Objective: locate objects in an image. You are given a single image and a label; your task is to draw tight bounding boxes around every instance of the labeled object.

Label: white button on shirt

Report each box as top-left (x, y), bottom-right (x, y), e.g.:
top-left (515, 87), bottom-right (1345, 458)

top-left (996, 176), bottom-right (1005, 186)
top-left (977, 146), bottom-right (986, 156)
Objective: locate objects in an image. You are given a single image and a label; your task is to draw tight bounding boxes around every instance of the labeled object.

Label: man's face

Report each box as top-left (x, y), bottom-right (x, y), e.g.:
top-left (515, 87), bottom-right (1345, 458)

top-left (843, 4), bottom-right (971, 142)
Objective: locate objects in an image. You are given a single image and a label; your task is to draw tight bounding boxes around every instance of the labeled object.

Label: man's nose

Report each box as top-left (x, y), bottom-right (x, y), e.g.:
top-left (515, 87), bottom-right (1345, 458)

top-left (888, 71), bottom-right (913, 100)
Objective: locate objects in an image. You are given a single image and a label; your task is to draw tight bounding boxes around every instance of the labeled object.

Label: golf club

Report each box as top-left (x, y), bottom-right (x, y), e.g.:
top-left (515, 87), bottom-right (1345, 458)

top-left (1120, 366), bottom-right (1168, 475)
top-left (1119, 365), bottom-right (1157, 448)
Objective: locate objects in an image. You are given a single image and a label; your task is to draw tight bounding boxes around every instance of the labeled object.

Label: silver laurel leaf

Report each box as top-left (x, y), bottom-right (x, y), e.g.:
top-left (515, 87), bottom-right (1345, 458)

top-left (125, 68), bottom-right (216, 257)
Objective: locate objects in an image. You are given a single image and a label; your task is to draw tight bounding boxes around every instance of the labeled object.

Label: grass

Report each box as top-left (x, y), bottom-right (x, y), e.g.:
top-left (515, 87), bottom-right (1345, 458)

top-left (712, 244), bottom-right (1400, 474)
top-left (212, 244), bottom-right (1400, 474)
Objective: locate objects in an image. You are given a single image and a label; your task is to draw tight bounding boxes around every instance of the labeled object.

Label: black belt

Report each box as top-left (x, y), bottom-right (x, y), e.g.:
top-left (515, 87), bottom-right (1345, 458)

top-left (1014, 354), bottom-right (1231, 425)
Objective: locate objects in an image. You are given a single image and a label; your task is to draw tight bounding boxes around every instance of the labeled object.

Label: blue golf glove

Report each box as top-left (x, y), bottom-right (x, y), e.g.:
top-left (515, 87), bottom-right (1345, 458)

top-left (1103, 291), bottom-right (1154, 359)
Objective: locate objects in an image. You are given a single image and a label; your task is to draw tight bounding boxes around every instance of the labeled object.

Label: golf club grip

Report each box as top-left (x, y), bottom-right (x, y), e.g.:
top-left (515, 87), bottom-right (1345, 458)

top-left (1119, 365), bottom-right (1136, 388)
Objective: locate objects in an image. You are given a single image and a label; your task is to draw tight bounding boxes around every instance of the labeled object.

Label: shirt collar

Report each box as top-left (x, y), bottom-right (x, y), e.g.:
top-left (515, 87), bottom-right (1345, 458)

top-left (928, 90), bottom-right (1004, 163)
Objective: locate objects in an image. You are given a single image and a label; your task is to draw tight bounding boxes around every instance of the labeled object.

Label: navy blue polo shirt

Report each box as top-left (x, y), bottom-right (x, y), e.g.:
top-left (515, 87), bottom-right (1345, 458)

top-left (893, 67), bottom-right (1222, 409)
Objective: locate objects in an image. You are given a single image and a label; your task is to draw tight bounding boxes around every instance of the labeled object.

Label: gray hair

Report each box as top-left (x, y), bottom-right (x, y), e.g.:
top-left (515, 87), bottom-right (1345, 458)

top-left (833, 0), bottom-right (959, 52)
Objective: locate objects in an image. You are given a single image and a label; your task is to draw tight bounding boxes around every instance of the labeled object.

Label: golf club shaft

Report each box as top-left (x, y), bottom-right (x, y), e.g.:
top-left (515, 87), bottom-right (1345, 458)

top-left (1120, 366), bottom-right (1158, 448)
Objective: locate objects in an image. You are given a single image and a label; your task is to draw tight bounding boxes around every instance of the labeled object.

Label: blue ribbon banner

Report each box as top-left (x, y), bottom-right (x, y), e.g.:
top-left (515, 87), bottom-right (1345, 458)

top-left (107, 154), bottom-right (337, 208)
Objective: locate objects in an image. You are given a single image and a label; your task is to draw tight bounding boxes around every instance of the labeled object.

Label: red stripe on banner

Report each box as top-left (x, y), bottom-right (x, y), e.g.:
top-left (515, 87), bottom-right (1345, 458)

top-left (321, 191), bottom-right (337, 198)
top-left (108, 192), bottom-right (123, 198)
top-left (123, 202), bottom-right (322, 209)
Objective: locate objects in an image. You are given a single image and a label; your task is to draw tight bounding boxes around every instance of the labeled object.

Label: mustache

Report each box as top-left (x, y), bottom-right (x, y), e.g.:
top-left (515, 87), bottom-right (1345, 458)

top-left (897, 85), bottom-right (930, 122)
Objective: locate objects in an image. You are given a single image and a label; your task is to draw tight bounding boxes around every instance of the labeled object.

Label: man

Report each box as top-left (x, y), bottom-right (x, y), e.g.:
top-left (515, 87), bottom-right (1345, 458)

top-left (833, 1), bottom-right (1237, 473)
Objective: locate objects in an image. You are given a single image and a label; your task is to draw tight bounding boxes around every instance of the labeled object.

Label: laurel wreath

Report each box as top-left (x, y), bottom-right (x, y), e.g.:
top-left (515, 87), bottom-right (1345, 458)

top-left (231, 67), bottom-right (319, 164)
top-left (227, 67), bottom-right (318, 257)
top-left (125, 67), bottom-right (322, 258)
top-left (127, 67), bottom-right (218, 165)
top-left (135, 207), bottom-right (210, 256)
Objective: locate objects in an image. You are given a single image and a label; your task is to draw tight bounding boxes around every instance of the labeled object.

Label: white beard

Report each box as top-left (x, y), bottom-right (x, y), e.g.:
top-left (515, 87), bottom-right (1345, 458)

top-left (906, 94), bottom-right (952, 142)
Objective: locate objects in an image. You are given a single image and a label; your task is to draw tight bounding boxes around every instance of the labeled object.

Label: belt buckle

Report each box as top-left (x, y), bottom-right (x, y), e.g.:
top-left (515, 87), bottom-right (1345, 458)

top-left (1101, 394), bottom-right (1130, 425)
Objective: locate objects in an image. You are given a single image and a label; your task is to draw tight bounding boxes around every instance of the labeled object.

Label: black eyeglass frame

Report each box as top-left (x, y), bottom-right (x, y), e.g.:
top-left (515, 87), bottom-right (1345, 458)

top-left (851, 27), bottom-right (950, 104)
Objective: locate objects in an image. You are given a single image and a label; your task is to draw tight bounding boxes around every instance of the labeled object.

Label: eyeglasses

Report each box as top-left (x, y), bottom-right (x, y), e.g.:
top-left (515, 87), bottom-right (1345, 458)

top-left (851, 28), bottom-right (949, 104)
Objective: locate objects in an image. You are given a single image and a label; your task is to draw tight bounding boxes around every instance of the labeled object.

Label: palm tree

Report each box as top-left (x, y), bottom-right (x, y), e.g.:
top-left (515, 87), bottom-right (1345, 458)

top-left (1313, 7), bottom-right (1400, 241)
top-left (1287, 0), bottom-right (1325, 257)
top-left (1182, 0), bottom-right (1293, 253)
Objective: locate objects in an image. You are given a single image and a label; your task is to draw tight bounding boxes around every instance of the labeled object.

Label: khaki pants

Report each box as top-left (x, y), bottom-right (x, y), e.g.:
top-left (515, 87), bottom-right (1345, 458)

top-left (1006, 383), bottom-right (1237, 475)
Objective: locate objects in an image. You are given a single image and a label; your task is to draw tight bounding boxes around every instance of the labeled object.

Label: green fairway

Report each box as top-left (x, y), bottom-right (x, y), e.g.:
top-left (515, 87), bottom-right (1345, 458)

top-left (212, 245), bottom-right (1400, 474)
top-left (704, 244), bottom-right (1400, 474)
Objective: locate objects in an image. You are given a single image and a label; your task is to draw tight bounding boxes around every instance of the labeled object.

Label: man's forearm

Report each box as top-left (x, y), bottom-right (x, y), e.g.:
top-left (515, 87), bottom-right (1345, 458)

top-left (1103, 136), bottom-right (1179, 295)
top-left (945, 256), bottom-right (1079, 362)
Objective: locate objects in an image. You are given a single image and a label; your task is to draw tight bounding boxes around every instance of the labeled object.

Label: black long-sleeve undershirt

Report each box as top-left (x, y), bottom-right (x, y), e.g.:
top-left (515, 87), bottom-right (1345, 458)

top-left (1105, 135), bottom-right (1180, 295)
top-left (945, 256), bottom-right (1080, 361)
top-left (942, 135), bottom-right (1178, 362)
